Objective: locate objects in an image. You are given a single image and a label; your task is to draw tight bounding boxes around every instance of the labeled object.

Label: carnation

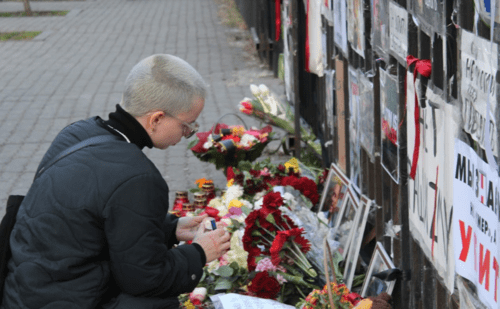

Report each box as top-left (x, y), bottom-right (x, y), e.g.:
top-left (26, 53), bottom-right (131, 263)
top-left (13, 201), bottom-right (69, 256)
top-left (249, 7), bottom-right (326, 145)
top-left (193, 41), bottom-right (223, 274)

top-left (247, 272), bottom-right (281, 299)
top-left (209, 198), bottom-right (228, 217)
top-left (224, 185), bottom-right (244, 204)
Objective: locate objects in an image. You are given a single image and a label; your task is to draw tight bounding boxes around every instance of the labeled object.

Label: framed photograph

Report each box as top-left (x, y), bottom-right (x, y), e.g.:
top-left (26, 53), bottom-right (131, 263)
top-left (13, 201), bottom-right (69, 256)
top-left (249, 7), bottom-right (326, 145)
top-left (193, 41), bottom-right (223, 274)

top-left (317, 163), bottom-right (350, 226)
top-left (332, 187), bottom-right (360, 259)
top-left (360, 242), bottom-right (396, 297)
top-left (343, 195), bottom-right (372, 289)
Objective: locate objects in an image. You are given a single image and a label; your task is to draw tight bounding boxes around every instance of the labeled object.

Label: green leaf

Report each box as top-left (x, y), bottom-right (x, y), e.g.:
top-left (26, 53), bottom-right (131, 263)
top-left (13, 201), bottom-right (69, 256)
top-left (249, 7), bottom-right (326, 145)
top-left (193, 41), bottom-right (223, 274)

top-left (214, 278), bottom-right (233, 291)
top-left (189, 187), bottom-right (201, 193)
top-left (237, 161), bottom-right (252, 171)
top-left (269, 271), bottom-right (320, 290)
top-left (216, 265), bottom-right (234, 277)
top-left (229, 219), bottom-right (244, 230)
top-left (187, 138), bottom-right (199, 149)
top-left (352, 274), bottom-right (365, 288)
top-left (332, 251), bottom-right (345, 282)
top-left (229, 261), bottom-right (240, 270)
top-left (266, 213), bottom-right (276, 225)
top-left (251, 230), bottom-right (262, 237)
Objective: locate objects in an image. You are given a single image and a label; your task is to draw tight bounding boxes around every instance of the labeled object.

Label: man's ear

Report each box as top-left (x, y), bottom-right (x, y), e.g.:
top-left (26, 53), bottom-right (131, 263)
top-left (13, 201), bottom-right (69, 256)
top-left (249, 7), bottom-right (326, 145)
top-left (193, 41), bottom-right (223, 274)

top-left (149, 111), bottom-right (165, 129)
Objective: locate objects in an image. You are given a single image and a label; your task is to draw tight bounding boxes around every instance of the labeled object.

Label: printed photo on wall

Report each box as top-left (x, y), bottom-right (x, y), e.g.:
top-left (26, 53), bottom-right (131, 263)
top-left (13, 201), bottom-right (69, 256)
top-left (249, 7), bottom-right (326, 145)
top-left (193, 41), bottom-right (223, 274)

top-left (360, 242), bottom-right (396, 297)
top-left (343, 195), bottom-right (372, 289)
top-left (380, 68), bottom-right (399, 183)
top-left (332, 188), bottom-right (360, 259)
top-left (349, 68), bottom-right (362, 190)
top-left (317, 163), bottom-right (350, 227)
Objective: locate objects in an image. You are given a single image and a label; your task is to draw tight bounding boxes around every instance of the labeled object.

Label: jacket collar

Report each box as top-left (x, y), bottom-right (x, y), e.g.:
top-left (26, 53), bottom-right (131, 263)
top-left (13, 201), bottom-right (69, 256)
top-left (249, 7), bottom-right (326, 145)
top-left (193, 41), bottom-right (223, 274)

top-left (102, 104), bottom-right (153, 150)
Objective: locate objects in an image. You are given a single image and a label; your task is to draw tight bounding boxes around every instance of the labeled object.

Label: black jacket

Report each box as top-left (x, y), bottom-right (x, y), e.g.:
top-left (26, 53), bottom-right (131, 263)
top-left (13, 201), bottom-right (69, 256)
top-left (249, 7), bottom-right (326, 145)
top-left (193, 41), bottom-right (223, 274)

top-left (1, 109), bottom-right (205, 309)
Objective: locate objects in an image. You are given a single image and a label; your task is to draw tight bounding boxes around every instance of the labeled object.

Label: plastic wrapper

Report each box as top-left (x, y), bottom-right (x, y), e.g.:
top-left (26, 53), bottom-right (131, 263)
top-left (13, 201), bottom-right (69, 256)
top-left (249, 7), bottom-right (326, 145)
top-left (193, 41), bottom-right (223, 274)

top-left (278, 186), bottom-right (340, 282)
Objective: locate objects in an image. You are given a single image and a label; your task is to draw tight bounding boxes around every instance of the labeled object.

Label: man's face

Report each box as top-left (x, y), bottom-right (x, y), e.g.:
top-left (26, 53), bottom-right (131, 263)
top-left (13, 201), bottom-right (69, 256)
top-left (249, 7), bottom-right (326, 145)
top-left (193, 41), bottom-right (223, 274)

top-left (152, 97), bottom-right (205, 149)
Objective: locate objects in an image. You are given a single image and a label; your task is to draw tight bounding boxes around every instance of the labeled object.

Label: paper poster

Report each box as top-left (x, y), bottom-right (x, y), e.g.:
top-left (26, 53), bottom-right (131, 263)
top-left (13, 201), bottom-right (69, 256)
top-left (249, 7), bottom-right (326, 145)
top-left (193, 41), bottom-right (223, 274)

top-left (473, 0), bottom-right (500, 24)
top-left (371, 0), bottom-right (390, 57)
top-left (325, 70), bottom-right (335, 137)
top-left (333, 0), bottom-right (348, 56)
top-left (412, 0), bottom-right (445, 35)
top-left (454, 139), bottom-right (500, 309)
top-left (349, 68), bottom-right (362, 191)
top-left (211, 293), bottom-right (295, 309)
top-left (380, 68), bottom-right (399, 183)
top-left (359, 73), bottom-right (375, 158)
top-left (460, 30), bottom-right (499, 158)
top-left (321, 0), bottom-right (334, 24)
top-left (407, 77), bottom-right (458, 292)
top-left (283, 2), bottom-right (295, 104)
top-left (389, 1), bottom-right (408, 64)
top-left (306, 0), bottom-right (325, 77)
top-left (347, 0), bottom-right (365, 57)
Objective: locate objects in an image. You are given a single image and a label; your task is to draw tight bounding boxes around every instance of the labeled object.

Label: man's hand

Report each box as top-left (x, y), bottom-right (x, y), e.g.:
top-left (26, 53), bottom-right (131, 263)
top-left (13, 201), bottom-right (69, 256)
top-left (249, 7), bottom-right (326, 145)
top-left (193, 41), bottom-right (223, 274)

top-left (193, 223), bottom-right (231, 263)
top-left (175, 214), bottom-right (208, 241)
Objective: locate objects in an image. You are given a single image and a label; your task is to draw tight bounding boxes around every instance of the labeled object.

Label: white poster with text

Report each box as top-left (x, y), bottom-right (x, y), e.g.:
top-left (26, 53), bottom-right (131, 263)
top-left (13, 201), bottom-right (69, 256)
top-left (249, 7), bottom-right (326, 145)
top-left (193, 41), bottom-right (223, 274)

top-left (333, 0), bottom-right (348, 56)
top-left (407, 76), bottom-right (457, 292)
top-left (389, 1), bottom-right (408, 63)
top-left (454, 139), bottom-right (500, 309)
top-left (460, 30), bottom-right (499, 158)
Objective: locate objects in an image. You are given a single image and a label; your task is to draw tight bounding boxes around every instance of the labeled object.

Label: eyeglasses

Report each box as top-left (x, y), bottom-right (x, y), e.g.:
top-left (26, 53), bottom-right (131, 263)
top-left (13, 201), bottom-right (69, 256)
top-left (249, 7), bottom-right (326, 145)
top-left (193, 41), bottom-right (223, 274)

top-left (163, 111), bottom-right (199, 138)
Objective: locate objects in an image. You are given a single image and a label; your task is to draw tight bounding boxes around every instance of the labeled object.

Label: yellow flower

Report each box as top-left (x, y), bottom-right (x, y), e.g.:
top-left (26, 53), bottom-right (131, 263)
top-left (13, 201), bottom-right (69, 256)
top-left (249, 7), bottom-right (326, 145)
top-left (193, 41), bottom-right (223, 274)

top-left (231, 126), bottom-right (245, 136)
top-left (228, 199), bottom-right (243, 208)
top-left (183, 300), bottom-right (195, 309)
top-left (284, 157), bottom-right (299, 173)
top-left (353, 299), bottom-right (373, 309)
top-left (227, 179), bottom-right (234, 187)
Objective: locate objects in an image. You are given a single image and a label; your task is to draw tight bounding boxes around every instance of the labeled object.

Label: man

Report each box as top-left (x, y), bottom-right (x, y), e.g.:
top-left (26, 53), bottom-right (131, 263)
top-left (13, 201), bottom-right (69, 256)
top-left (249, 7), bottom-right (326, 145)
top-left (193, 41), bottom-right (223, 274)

top-left (1, 54), bottom-right (231, 308)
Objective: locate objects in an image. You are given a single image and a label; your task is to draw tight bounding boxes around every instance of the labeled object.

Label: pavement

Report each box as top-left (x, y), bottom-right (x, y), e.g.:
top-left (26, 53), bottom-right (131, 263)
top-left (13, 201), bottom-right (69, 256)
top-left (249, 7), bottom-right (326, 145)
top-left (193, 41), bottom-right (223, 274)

top-left (0, 0), bottom-right (286, 216)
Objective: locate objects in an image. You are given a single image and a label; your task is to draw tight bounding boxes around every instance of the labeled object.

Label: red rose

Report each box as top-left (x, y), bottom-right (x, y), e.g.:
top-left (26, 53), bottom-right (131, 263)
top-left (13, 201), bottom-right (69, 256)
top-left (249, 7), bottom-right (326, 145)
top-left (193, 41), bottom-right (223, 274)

top-left (247, 272), bottom-right (281, 299)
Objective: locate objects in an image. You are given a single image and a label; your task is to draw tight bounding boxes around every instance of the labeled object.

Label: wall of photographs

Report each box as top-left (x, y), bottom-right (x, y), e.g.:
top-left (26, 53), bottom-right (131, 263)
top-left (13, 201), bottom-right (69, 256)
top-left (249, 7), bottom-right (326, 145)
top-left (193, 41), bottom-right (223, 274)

top-left (235, 0), bottom-right (500, 308)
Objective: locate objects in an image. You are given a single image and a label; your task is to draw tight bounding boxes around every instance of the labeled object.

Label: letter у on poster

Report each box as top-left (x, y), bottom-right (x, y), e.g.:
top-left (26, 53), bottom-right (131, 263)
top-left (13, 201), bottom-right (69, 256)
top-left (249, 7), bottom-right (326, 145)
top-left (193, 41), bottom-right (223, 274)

top-left (454, 139), bottom-right (500, 309)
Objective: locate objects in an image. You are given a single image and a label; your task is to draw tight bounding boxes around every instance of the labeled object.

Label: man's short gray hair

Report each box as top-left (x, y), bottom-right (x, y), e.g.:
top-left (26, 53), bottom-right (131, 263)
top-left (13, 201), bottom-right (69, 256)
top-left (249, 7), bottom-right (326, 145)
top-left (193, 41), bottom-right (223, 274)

top-left (120, 54), bottom-right (207, 117)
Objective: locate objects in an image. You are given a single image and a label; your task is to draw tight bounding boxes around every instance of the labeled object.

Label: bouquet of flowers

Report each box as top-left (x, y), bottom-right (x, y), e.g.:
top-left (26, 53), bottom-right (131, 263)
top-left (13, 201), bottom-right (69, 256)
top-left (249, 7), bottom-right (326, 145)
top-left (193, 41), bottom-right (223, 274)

top-left (226, 158), bottom-right (320, 207)
top-left (189, 123), bottom-right (274, 171)
top-left (243, 191), bottom-right (323, 304)
top-left (238, 84), bottom-right (322, 161)
top-left (298, 282), bottom-right (361, 309)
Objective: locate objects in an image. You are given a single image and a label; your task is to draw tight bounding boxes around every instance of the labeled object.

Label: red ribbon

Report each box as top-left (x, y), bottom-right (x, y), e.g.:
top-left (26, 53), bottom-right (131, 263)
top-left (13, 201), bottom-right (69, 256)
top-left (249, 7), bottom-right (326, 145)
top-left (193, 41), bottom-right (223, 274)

top-left (275, 0), bottom-right (281, 41)
top-left (406, 55), bottom-right (432, 180)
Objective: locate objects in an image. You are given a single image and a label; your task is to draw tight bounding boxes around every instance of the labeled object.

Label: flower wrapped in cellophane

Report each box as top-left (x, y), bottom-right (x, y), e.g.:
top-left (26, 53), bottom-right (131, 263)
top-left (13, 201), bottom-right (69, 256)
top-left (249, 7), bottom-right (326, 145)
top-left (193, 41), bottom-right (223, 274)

top-left (239, 84), bottom-right (322, 158)
top-left (243, 191), bottom-right (323, 304)
top-left (188, 123), bottom-right (274, 171)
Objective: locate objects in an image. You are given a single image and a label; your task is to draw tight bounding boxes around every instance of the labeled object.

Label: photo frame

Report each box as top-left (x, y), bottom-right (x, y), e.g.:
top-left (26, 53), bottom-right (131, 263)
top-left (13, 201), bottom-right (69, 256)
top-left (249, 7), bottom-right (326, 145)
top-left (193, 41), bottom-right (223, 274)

top-left (360, 242), bottom-right (396, 297)
top-left (317, 163), bottom-right (350, 227)
top-left (332, 187), bottom-right (360, 259)
top-left (343, 195), bottom-right (372, 289)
